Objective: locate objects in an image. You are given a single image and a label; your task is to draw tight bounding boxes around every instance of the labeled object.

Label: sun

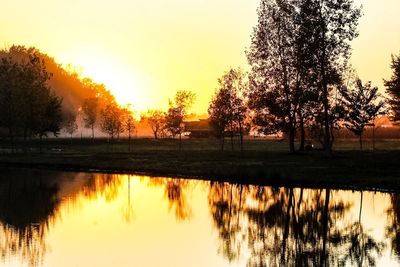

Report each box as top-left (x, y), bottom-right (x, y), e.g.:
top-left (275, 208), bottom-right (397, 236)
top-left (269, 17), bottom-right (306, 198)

top-left (71, 53), bottom-right (145, 112)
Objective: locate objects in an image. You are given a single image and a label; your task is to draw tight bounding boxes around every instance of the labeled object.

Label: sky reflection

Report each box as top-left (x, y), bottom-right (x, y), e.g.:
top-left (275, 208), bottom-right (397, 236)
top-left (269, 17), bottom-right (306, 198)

top-left (0, 169), bottom-right (398, 267)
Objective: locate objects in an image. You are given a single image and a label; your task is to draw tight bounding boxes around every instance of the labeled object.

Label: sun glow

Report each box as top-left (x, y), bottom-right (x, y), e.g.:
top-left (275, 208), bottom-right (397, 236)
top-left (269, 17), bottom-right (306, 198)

top-left (71, 53), bottom-right (145, 112)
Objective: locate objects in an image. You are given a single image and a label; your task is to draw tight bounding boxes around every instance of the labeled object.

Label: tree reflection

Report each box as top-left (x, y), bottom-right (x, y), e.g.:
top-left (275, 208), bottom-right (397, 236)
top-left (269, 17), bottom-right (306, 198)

top-left (81, 173), bottom-right (123, 202)
top-left (208, 184), bottom-right (385, 267)
top-left (0, 170), bottom-right (126, 266)
top-left (148, 177), bottom-right (192, 221)
top-left (0, 170), bottom-right (61, 266)
top-left (208, 182), bottom-right (249, 262)
top-left (386, 194), bottom-right (400, 258)
top-left (165, 179), bottom-right (192, 221)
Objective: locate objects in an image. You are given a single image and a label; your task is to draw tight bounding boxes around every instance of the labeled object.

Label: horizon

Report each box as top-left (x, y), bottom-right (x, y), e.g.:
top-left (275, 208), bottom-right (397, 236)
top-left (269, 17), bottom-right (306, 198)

top-left (1, 0), bottom-right (400, 114)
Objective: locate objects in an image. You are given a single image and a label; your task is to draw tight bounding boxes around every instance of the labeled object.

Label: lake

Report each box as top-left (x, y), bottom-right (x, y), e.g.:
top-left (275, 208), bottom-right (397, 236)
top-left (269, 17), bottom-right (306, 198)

top-left (0, 168), bottom-right (399, 267)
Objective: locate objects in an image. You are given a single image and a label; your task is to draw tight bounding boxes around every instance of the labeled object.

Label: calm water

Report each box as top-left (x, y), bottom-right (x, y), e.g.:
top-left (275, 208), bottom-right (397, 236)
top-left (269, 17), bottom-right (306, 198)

top-left (0, 169), bottom-right (399, 267)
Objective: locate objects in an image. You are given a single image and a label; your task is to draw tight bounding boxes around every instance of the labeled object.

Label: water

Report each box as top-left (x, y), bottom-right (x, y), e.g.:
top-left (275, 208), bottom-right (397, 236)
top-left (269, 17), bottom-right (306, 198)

top-left (0, 168), bottom-right (399, 267)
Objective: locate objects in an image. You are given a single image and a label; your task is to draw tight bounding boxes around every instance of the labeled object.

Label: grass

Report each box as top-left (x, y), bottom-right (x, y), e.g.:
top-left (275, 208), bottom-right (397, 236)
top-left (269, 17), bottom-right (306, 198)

top-left (0, 137), bottom-right (399, 191)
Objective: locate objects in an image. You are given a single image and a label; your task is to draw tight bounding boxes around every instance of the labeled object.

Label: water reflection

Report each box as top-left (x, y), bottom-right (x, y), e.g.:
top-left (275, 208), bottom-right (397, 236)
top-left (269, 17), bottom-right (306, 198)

top-left (0, 169), bottom-right (398, 267)
top-left (209, 184), bottom-right (386, 266)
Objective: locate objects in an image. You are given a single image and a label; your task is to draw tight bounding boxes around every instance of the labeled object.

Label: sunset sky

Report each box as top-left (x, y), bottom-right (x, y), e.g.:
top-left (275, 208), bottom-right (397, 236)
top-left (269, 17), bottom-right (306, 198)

top-left (1, 0), bottom-right (399, 114)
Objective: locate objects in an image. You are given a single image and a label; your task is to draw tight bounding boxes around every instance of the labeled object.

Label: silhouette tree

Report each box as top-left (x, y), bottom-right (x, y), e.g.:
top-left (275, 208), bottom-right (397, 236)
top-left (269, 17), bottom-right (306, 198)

top-left (82, 97), bottom-right (98, 139)
top-left (299, 0), bottom-right (361, 153)
top-left (247, 0), bottom-right (301, 153)
top-left (340, 79), bottom-right (384, 150)
top-left (0, 52), bottom-right (63, 152)
top-left (122, 105), bottom-right (135, 152)
top-left (141, 109), bottom-right (165, 139)
top-left (384, 52), bottom-right (400, 122)
top-left (99, 103), bottom-right (124, 140)
top-left (63, 112), bottom-right (78, 139)
top-left (208, 69), bottom-right (247, 151)
top-left (33, 91), bottom-right (63, 153)
top-left (165, 90), bottom-right (195, 150)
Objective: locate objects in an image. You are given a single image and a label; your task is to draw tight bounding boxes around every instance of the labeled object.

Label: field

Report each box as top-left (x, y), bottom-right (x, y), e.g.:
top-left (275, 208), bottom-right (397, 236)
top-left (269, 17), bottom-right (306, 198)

top-left (0, 137), bottom-right (399, 191)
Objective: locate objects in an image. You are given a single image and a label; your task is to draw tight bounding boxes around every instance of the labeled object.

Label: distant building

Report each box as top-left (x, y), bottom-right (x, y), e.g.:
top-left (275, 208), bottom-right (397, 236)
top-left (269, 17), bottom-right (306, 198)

top-left (183, 119), bottom-right (215, 138)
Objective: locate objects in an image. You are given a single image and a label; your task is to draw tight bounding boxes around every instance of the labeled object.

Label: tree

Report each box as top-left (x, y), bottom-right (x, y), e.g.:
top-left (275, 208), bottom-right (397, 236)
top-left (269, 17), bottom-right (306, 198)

top-left (63, 112), bottom-right (78, 139)
top-left (208, 69), bottom-right (247, 151)
top-left (340, 79), bottom-right (384, 151)
top-left (122, 105), bottom-right (136, 152)
top-left (247, 0), bottom-right (302, 153)
top-left (32, 92), bottom-right (63, 153)
top-left (384, 52), bottom-right (400, 122)
top-left (82, 97), bottom-right (98, 139)
top-left (99, 104), bottom-right (124, 140)
top-left (165, 90), bottom-right (195, 150)
top-left (0, 52), bottom-right (63, 153)
top-left (141, 109), bottom-right (165, 139)
top-left (300, 0), bottom-right (362, 153)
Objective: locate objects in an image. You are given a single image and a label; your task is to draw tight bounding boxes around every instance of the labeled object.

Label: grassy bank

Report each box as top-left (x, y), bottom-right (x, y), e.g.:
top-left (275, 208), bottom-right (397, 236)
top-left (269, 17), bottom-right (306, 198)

top-left (0, 138), bottom-right (399, 191)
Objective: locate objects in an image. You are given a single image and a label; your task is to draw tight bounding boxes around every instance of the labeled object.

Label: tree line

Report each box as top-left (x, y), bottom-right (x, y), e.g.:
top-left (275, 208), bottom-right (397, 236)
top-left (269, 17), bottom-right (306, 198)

top-left (1, 0), bottom-right (399, 154)
top-left (207, 0), bottom-right (399, 153)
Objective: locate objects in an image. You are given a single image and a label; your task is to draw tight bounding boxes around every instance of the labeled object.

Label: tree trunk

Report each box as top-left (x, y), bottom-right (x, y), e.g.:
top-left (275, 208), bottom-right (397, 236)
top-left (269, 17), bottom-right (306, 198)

top-left (179, 132), bottom-right (182, 151)
top-left (359, 134), bottom-right (363, 151)
top-left (281, 189), bottom-right (293, 264)
top-left (359, 191), bottom-right (363, 223)
top-left (322, 83), bottom-right (331, 154)
top-left (288, 125), bottom-right (295, 154)
top-left (320, 189), bottom-right (330, 267)
top-left (230, 128), bottom-right (234, 151)
top-left (39, 134), bottom-right (43, 154)
top-left (91, 124), bottom-right (94, 140)
top-left (128, 130), bottom-right (131, 152)
top-left (221, 134), bottom-right (225, 151)
top-left (239, 122), bottom-right (244, 153)
top-left (299, 114), bottom-right (305, 151)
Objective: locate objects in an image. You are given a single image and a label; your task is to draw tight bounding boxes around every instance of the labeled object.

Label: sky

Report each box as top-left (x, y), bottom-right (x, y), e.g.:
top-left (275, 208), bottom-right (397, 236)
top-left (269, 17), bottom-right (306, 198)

top-left (1, 0), bottom-right (399, 114)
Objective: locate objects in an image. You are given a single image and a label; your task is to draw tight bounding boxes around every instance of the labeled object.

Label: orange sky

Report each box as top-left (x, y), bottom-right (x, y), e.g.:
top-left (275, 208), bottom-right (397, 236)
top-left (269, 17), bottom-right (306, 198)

top-left (1, 0), bottom-right (399, 114)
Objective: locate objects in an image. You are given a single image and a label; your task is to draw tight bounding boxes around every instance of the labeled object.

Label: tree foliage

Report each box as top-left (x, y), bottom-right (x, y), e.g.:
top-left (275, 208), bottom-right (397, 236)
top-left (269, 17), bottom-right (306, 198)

top-left (385, 52), bottom-right (400, 122)
top-left (0, 52), bottom-right (63, 151)
top-left (63, 112), bottom-right (78, 138)
top-left (141, 109), bottom-right (165, 139)
top-left (246, 0), bottom-right (361, 153)
top-left (82, 97), bottom-right (98, 139)
top-left (340, 79), bottom-right (384, 150)
top-left (208, 68), bottom-right (247, 151)
top-left (99, 104), bottom-right (124, 140)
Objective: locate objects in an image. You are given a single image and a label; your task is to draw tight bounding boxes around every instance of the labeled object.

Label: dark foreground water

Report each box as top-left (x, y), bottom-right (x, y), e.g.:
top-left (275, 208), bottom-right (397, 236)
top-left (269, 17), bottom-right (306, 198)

top-left (0, 168), bottom-right (399, 267)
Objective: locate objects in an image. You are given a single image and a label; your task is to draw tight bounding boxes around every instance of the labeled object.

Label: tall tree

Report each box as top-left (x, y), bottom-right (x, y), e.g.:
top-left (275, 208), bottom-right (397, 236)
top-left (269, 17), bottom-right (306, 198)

top-left (247, 0), bottom-right (301, 153)
top-left (208, 68), bottom-right (247, 152)
top-left (63, 112), bottom-right (78, 139)
top-left (301, 0), bottom-right (361, 152)
top-left (384, 52), bottom-right (400, 122)
top-left (0, 53), bottom-right (63, 152)
top-left (82, 97), bottom-right (98, 139)
top-left (340, 79), bottom-right (384, 151)
top-left (33, 92), bottom-right (63, 153)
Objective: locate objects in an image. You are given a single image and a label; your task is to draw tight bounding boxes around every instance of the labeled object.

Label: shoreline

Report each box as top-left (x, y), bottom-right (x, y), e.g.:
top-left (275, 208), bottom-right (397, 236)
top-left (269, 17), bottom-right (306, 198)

top-left (1, 149), bottom-right (399, 193)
